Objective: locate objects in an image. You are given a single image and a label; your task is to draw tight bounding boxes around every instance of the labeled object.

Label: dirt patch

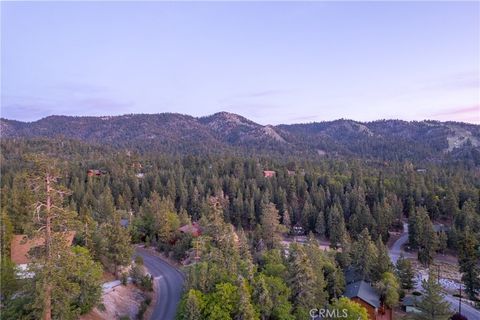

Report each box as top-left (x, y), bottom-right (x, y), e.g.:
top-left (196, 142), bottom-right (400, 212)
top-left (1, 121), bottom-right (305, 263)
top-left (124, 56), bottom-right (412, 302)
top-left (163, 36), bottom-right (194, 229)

top-left (79, 311), bottom-right (104, 320)
top-left (102, 271), bottom-right (116, 282)
top-left (80, 284), bottom-right (145, 320)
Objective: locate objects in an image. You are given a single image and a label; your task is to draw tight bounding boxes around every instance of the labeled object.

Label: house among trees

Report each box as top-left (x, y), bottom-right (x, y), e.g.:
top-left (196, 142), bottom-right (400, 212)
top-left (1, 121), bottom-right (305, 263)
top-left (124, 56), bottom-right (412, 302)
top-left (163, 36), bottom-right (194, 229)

top-left (344, 280), bottom-right (392, 320)
top-left (344, 268), bottom-right (393, 320)
top-left (292, 224), bottom-right (305, 236)
top-left (10, 232), bottom-right (76, 278)
top-left (263, 170), bottom-right (276, 178)
top-left (178, 222), bottom-right (202, 237)
top-left (402, 295), bottom-right (422, 314)
top-left (87, 169), bottom-right (106, 177)
top-left (433, 223), bottom-right (450, 234)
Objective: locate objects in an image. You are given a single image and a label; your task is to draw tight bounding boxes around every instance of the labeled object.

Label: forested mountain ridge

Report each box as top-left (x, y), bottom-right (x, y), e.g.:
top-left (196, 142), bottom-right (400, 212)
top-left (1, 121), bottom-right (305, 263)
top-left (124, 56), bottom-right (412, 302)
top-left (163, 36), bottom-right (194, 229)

top-left (2, 121), bottom-right (480, 319)
top-left (1, 112), bottom-right (480, 162)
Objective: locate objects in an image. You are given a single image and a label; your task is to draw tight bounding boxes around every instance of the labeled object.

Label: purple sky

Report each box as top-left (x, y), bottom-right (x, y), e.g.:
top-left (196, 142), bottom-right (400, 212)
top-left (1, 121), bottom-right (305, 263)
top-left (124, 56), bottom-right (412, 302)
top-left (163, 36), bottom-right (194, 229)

top-left (1, 1), bottom-right (479, 124)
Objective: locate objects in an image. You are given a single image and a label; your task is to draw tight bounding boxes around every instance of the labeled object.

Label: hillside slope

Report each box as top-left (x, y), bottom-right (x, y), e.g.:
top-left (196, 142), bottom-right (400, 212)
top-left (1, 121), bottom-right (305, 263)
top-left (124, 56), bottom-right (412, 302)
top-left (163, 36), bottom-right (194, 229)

top-left (1, 112), bottom-right (479, 161)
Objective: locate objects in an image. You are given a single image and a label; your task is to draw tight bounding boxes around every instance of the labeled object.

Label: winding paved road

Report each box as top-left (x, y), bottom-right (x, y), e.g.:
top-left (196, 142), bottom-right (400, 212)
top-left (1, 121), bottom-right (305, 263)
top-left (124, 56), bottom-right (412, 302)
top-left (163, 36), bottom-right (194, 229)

top-left (389, 223), bottom-right (479, 319)
top-left (135, 247), bottom-right (185, 320)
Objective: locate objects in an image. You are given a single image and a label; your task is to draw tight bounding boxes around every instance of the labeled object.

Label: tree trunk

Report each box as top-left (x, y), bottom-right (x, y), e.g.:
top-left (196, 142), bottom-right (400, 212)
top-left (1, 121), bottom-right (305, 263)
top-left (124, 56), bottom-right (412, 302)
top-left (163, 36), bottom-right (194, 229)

top-left (44, 174), bottom-right (52, 320)
top-left (44, 283), bottom-right (52, 320)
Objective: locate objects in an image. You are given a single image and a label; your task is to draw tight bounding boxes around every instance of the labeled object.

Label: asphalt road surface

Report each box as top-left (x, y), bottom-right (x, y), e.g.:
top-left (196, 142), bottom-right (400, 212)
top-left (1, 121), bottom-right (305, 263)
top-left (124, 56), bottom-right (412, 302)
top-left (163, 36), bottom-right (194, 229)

top-left (388, 223), bottom-right (480, 319)
top-left (135, 247), bottom-right (184, 320)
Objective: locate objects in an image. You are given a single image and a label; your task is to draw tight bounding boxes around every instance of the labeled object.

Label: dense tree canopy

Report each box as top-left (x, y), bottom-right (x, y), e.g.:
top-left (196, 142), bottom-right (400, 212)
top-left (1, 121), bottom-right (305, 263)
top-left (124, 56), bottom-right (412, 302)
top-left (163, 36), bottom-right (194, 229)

top-left (1, 138), bottom-right (479, 319)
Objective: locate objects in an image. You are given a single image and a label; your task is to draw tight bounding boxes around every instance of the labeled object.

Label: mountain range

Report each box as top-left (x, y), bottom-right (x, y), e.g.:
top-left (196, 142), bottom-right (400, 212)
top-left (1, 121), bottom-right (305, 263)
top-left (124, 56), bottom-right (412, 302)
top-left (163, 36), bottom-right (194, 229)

top-left (1, 112), bottom-right (479, 162)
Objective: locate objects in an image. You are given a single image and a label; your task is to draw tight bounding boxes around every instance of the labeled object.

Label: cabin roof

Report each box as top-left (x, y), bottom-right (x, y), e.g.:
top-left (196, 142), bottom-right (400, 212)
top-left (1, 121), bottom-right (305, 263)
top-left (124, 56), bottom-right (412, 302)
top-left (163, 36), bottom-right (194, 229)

top-left (402, 295), bottom-right (422, 307)
top-left (344, 280), bottom-right (381, 308)
top-left (179, 222), bottom-right (201, 236)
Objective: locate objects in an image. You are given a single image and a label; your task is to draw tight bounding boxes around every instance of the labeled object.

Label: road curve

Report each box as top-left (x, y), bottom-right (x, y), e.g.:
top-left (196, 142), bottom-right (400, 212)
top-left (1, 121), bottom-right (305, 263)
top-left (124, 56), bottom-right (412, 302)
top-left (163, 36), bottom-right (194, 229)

top-left (388, 224), bottom-right (480, 320)
top-left (135, 247), bottom-right (185, 320)
top-left (389, 223), bottom-right (415, 265)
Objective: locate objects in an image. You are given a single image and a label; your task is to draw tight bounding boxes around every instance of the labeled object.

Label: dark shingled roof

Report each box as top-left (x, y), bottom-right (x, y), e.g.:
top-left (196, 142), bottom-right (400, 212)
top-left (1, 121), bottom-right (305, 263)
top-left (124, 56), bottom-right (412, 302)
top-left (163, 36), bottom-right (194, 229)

top-left (344, 280), bottom-right (381, 308)
top-left (120, 218), bottom-right (130, 227)
top-left (402, 295), bottom-right (422, 307)
top-left (433, 224), bottom-right (450, 233)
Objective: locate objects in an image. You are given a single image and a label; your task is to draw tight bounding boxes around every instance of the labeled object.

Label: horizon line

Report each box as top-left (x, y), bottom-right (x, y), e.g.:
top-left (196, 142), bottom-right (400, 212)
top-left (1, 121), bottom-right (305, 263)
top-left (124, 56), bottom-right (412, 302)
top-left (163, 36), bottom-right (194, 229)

top-left (1, 111), bottom-right (479, 126)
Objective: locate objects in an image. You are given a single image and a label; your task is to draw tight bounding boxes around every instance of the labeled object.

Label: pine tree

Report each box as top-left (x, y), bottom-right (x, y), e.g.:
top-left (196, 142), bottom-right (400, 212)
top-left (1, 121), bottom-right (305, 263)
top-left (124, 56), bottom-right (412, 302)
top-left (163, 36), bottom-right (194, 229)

top-left (96, 187), bottom-right (115, 223)
top-left (282, 209), bottom-right (291, 231)
top-left (442, 190), bottom-right (458, 218)
top-left (395, 254), bottom-right (415, 290)
top-left (336, 233), bottom-right (352, 268)
top-left (305, 234), bottom-right (328, 305)
top-left (236, 279), bottom-right (258, 320)
top-left (262, 275), bottom-right (294, 320)
top-left (253, 275), bottom-right (273, 320)
top-left (351, 228), bottom-right (378, 280)
top-left (237, 228), bottom-right (255, 280)
top-left (437, 231), bottom-right (448, 254)
top-left (415, 207), bottom-right (438, 267)
top-left (178, 289), bottom-right (205, 320)
top-left (314, 210), bottom-right (326, 237)
top-left (68, 246), bottom-right (103, 315)
top-left (375, 272), bottom-right (400, 308)
top-left (328, 203), bottom-right (346, 249)
top-left (28, 158), bottom-right (77, 320)
top-left (458, 229), bottom-right (480, 300)
top-left (415, 274), bottom-right (452, 320)
top-left (373, 237), bottom-right (393, 281)
top-left (102, 210), bottom-right (133, 276)
top-left (260, 202), bottom-right (284, 249)
top-left (408, 210), bottom-right (419, 248)
top-left (288, 243), bottom-right (317, 318)
top-left (0, 209), bottom-right (18, 300)
top-left (9, 174), bottom-right (34, 233)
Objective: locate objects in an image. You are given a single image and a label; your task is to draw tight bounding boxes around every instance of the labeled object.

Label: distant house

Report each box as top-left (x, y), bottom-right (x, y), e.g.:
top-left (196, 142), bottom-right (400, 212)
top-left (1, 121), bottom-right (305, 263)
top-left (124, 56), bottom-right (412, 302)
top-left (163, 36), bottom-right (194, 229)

top-left (10, 232), bottom-right (76, 278)
top-left (131, 162), bottom-right (143, 169)
top-left (344, 279), bottom-right (392, 320)
top-left (292, 224), bottom-right (305, 236)
top-left (87, 169), bottom-right (106, 177)
top-left (433, 223), bottom-right (450, 234)
top-left (135, 173), bottom-right (145, 178)
top-left (263, 170), bottom-right (276, 178)
top-left (179, 222), bottom-right (202, 237)
top-left (402, 295), bottom-right (423, 314)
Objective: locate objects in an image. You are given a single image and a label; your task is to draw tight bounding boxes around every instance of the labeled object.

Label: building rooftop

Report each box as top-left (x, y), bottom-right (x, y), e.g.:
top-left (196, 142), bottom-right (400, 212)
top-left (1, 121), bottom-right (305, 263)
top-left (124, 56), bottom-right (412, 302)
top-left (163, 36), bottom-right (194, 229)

top-left (179, 222), bottom-right (201, 237)
top-left (344, 280), bottom-right (381, 308)
top-left (402, 295), bottom-right (422, 307)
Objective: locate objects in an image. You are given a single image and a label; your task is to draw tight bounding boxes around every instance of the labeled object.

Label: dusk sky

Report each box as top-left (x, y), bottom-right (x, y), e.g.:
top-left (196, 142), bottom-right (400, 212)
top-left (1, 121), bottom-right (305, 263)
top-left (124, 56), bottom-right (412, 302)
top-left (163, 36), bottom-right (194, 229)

top-left (1, 1), bottom-right (479, 124)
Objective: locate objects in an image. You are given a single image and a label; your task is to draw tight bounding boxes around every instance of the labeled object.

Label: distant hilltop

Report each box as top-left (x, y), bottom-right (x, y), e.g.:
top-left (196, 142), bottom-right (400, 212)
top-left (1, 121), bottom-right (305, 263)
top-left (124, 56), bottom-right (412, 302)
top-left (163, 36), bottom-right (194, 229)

top-left (1, 112), bottom-right (479, 162)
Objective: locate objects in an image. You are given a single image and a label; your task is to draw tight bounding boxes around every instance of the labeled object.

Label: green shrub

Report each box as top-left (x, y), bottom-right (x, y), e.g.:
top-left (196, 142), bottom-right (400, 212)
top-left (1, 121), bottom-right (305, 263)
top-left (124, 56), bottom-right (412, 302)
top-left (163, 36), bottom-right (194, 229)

top-left (121, 272), bottom-right (128, 286)
top-left (134, 255), bottom-right (144, 265)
